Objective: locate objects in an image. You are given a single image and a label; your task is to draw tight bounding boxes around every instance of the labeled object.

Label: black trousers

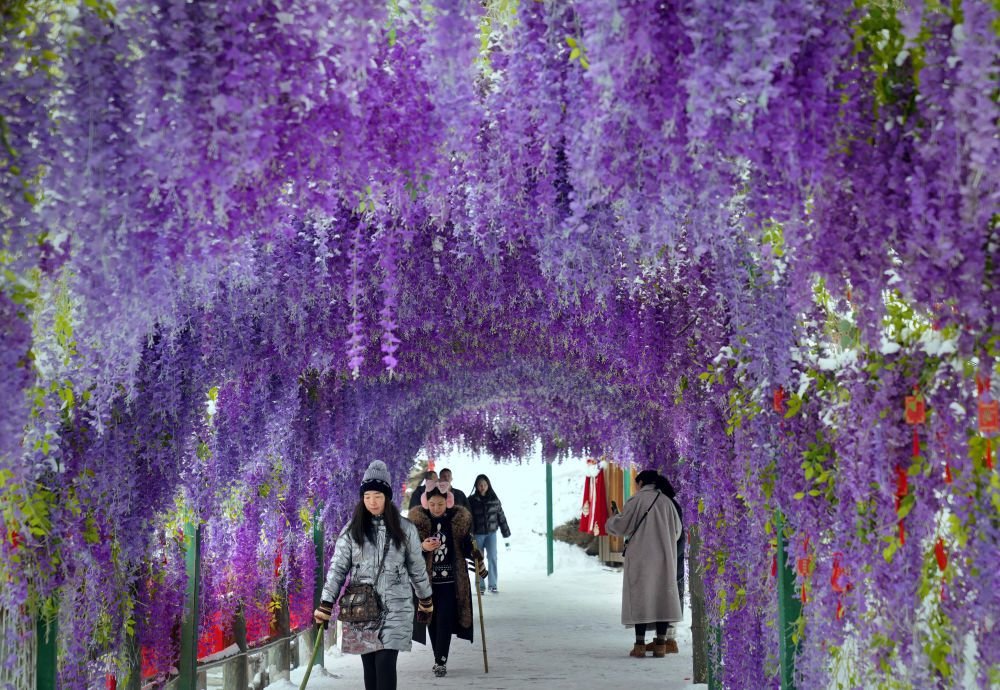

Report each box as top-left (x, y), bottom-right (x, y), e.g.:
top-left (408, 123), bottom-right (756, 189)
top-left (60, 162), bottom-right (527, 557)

top-left (429, 581), bottom-right (457, 664)
top-left (361, 649), bottom-right (399, 690)
top-left (634, 622), bottom-right (669, 639)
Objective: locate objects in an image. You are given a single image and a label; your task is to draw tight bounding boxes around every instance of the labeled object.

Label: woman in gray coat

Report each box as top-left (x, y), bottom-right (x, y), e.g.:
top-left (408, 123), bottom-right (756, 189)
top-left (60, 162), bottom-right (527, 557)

top-left (314, 461), bottom-right (433, 690)
top-left (606, 469), bottom-right (683, 658)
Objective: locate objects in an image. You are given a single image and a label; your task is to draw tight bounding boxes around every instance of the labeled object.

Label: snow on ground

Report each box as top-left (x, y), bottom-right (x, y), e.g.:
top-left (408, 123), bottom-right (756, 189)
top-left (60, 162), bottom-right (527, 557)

top-left (277, 450), bottom-right (706, 690)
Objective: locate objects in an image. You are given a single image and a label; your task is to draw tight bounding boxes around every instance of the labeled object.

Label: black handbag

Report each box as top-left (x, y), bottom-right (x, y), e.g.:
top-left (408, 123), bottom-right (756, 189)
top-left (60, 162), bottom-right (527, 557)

top-left (338, 537), bottom-right (391, 623)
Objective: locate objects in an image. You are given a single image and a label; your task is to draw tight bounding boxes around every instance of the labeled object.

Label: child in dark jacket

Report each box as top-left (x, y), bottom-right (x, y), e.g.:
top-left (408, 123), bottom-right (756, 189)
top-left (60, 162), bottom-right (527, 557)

top-left (467, 474), bottom-right (511, 594)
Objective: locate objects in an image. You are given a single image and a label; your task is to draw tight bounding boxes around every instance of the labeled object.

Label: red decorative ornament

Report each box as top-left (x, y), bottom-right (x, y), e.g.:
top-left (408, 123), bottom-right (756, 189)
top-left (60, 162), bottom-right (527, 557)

top-left (773, 386), bottom-right (786, 414)
top-left (934, 538), bottom-right (947, 572)
top-left (771, 552), bottom-right (777, 579)
top-left (905, 388), bottom-right (924, 461)
top-left (979, 399), bottom-right (999, 434)
top-left (894, 462), bottom-right (907, 545)
top-left (795, 537), bottom-right (812, 603)
top-left (904, 391), bottom-right (925, 425)
top-left (830, 552), bottom-right (848, 594)
top-left (8, 529), bottom-right (23, 550)
top-left (830, 552), bottom-right (851, 621)
top-left (976, 373), bottom-right (990, 396)
top-left (578, 470), bottom-right (608, 536)
top-left (894, 465), bottom-right (908, 510)
top-left (106, 674), bottom-right (117, 690)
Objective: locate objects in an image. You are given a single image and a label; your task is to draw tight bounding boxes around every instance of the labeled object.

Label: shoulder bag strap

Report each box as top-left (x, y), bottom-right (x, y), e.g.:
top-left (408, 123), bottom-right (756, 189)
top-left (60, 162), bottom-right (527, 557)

top-left (622, 491), bottom-right (661, 556)
top-left (373, 530), bottom-right (391, 583)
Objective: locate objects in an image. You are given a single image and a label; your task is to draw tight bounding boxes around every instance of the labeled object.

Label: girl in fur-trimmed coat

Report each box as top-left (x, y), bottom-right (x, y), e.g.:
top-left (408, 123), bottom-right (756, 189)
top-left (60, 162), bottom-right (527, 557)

top-left (408, 480), bottom-right (487, 678)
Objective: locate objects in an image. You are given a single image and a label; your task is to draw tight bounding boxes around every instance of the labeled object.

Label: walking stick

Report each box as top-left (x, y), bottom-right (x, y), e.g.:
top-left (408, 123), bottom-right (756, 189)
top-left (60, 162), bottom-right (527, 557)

top-left (475, 554), bottom-right (489, 673)
top-left (299, 624), bottom-right (325, 690)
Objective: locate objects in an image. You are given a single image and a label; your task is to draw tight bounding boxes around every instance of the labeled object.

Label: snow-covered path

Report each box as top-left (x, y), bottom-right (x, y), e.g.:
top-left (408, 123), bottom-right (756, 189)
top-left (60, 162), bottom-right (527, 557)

top-left (282, 454), bottom-right (707, 690)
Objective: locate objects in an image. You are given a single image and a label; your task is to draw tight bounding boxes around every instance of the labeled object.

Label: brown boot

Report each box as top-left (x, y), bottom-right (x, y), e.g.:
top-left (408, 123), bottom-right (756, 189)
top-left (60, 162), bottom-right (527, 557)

top-left (664, 638), bottom-right (679, 654)
top-left (650, 637), bottom-right (668, 657)
top-left (630, 642), bottom-right (647, 658)
top-left (646, 637), bottom-right (667, 656)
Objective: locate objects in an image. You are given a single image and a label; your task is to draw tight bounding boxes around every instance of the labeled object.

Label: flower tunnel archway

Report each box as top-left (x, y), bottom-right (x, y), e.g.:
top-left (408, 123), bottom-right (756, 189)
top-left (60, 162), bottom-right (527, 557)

top-left (1, 0), bottom-right (997, 688)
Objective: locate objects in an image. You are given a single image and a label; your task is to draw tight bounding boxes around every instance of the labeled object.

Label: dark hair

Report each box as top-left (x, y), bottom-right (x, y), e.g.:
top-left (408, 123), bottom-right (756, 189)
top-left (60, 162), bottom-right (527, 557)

top-left (423, 470), bottom-right (437, 480)
top-left (471, 474), bottom-right (498, 501)
top-left (438, 467), bottom-right (452, 477)
top-left (635, 470), bottom-right (676, 498)
top-left (349, 498), bottom-right (405, 549)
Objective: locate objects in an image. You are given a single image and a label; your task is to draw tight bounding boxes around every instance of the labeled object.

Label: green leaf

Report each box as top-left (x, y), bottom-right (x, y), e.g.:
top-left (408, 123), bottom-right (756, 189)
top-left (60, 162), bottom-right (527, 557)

top-left (897, 494), bottom-right (915, 520)
top-left (784, 393), bottom-right (803, 418)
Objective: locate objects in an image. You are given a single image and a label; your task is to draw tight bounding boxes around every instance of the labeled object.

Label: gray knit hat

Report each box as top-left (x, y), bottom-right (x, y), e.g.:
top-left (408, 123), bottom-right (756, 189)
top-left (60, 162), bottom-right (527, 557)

top-left (360, 460), bottom-right (393, 500)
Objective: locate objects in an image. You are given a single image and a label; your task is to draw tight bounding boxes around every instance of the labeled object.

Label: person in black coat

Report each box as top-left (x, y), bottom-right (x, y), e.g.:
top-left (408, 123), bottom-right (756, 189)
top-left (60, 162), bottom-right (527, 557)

top-left (408, 470), bottom-right (437, 509)
top-left (467, 474), bottom-right (511, 594)
top-left (438, 468), bottom-right (469, 509)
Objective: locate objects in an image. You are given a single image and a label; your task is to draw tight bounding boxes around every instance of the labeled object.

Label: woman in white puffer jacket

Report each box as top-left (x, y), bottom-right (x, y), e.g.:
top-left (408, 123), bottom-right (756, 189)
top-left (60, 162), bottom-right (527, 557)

top-left (314, 461), bottom-right (432, 690)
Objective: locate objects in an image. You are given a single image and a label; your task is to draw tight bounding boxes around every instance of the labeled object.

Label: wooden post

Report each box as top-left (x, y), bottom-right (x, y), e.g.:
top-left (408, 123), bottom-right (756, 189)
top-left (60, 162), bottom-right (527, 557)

top-left (271, 589), bottom-right (291, 680)
top-left (223, 612), bottom-right (248, 690)
top-left (545, 461), bottom-right (554, 576)
top-left (689, 525), bottom-right (707, 684)
top-left (36, 605), bottom-right (57, 690)
top-left (775, 510), bottom-right (801, 690)
top-left (178, 523), bottom-right (202, 690)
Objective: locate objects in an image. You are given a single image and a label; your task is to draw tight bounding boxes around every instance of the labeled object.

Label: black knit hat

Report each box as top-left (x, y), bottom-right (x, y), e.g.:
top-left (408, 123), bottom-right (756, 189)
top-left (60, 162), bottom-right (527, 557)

top-left (359, 460), bottom-right (393, 500)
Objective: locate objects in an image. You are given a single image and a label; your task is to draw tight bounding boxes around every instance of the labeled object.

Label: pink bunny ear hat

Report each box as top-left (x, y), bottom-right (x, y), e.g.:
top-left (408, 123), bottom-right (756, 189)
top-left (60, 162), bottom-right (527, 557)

top-left (421, 479), bottom-right (455, 509)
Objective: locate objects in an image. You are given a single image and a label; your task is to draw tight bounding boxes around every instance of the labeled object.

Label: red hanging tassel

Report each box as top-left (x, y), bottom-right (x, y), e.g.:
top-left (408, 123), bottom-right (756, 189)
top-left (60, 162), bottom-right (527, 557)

top-left (773, 386), bottom-right (786, 414)
top-left (835, 600), bottom-right (844, 621)
top-left (898, 521), bottom-right (906, 546)
top-left (934, 538), bottom-right (947, 571)
top-left (894, 465), bottom-right (908, 509)
top-left (912, 427), bottom-right (920, 458)
top-left (771, 553), bottom-right (777, 578)
top-left (944, 462), bottom-right (953, 484)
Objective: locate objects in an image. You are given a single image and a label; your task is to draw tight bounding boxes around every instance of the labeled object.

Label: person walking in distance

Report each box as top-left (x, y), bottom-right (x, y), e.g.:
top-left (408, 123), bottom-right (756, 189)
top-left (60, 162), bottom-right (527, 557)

top-left (437, 468), bottom-right (470, 510)
top-left (468, 474), bottom-right (511, 594)
top-left (314, 461), bottom-right (433, 690)
top-left (408, 480), bottom-right (487, 677)
top-left (409, 469), bottom-right (438, 509)
top-left (606, 469), bottom-right (683, 658)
